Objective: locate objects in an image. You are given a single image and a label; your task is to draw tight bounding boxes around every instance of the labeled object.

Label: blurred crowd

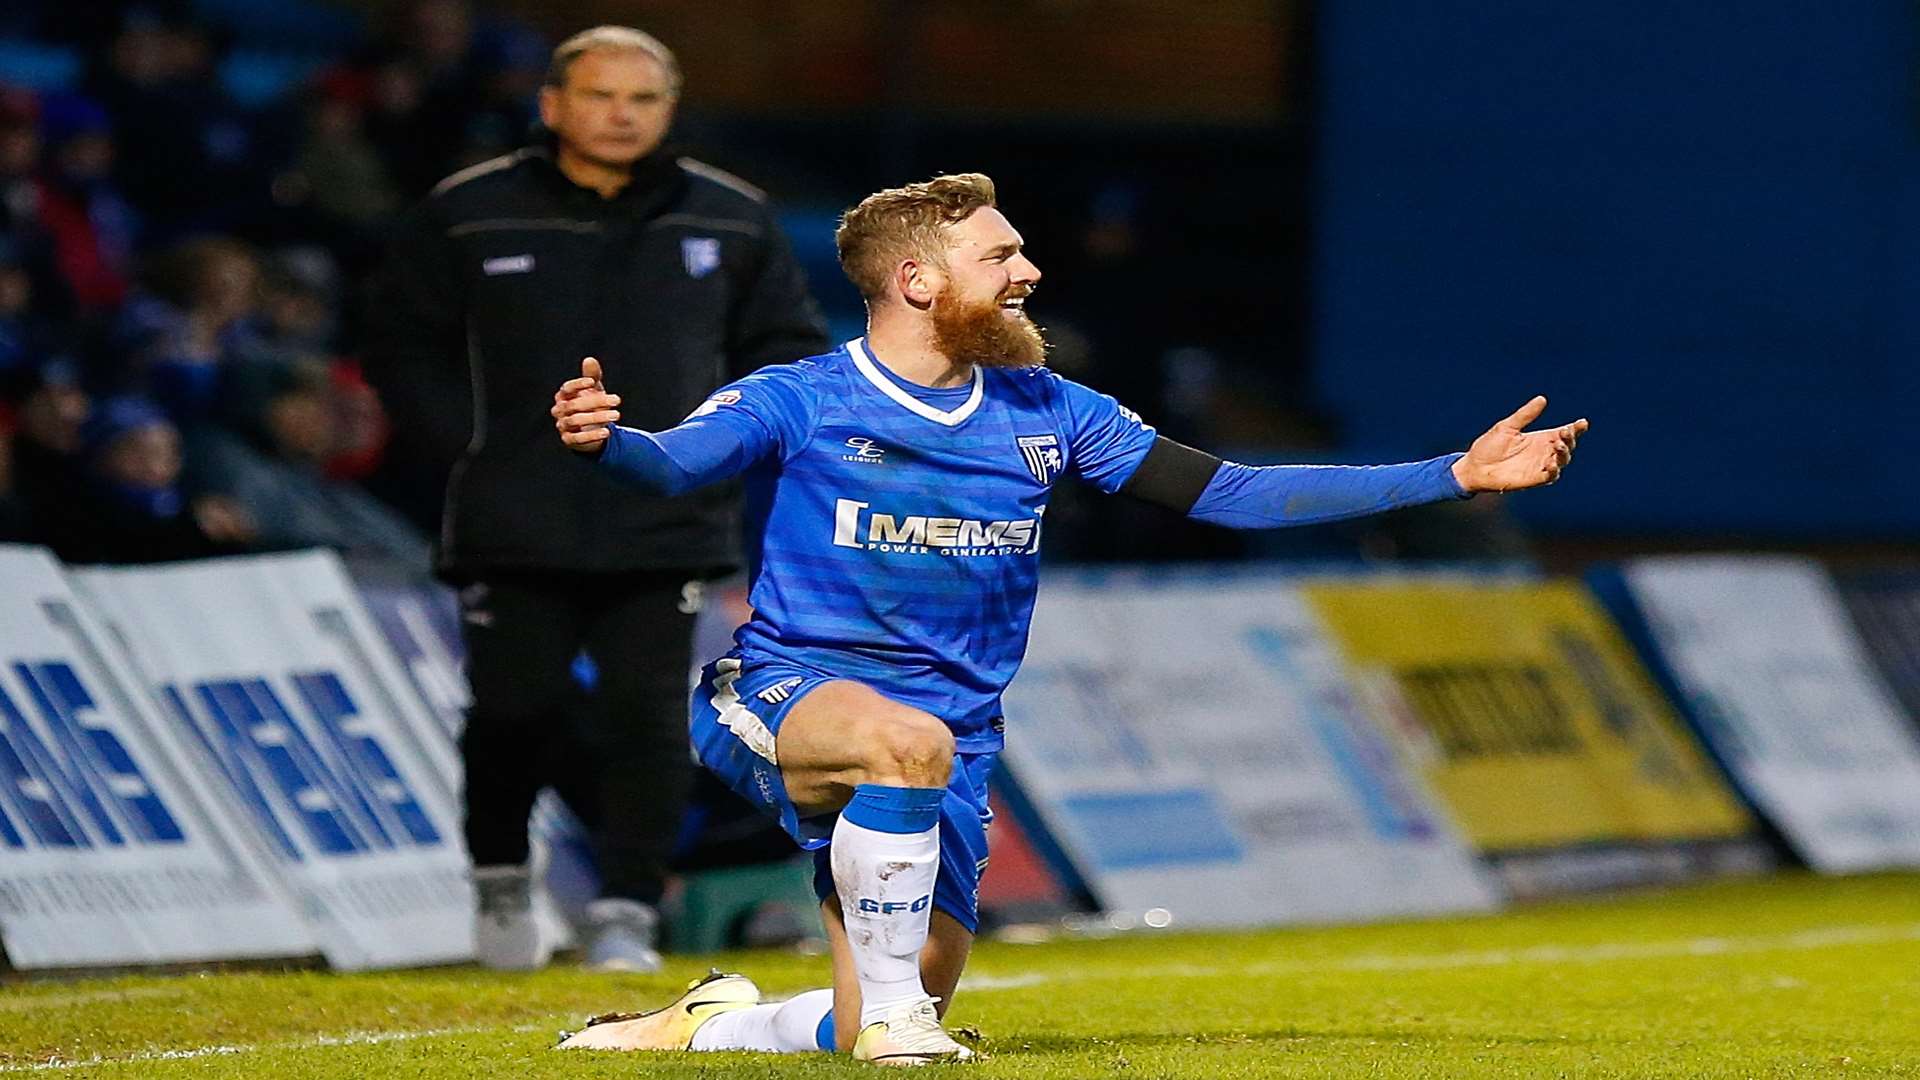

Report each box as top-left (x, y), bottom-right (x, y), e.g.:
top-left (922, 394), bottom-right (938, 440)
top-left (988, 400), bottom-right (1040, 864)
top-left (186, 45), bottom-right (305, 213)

top-left (0, 0), bottom-right (1532, 571)
top-left (0, 0), bottom-right (551, 570)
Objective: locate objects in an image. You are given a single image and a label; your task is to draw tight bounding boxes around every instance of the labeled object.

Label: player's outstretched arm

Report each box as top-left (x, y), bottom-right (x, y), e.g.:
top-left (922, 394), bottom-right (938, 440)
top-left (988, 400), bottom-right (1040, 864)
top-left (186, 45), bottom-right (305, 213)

top-left (1119, 395), bottom-right (1588, 529)
top-left (551, 356), bottom-right (769, 496)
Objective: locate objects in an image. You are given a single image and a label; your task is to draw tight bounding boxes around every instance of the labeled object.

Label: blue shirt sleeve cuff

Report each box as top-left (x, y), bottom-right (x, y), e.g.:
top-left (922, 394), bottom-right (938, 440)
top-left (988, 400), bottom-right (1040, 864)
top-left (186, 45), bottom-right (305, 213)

top-left (1439, 452), bottom-right (1474, 499)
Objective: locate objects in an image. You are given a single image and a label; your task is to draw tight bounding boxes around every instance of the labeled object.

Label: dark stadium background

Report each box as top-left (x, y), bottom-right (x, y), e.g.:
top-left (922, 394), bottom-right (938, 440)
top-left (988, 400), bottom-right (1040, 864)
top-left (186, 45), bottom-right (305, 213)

top-left (4, 1), bottom-right (1914, 570)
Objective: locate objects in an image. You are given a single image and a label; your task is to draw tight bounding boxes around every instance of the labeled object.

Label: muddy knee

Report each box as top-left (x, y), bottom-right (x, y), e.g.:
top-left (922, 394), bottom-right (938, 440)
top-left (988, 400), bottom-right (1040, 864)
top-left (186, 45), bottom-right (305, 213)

top-left (867, 710), bottom-right (954, 788)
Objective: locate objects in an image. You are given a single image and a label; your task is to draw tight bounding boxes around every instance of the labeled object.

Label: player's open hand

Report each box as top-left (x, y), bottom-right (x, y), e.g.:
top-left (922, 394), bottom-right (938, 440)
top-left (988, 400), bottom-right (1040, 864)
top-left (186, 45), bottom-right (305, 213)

top-left (552, 356), bottom-right (622, 452)
top-left (1451, 396), bottom-right (1589, 494)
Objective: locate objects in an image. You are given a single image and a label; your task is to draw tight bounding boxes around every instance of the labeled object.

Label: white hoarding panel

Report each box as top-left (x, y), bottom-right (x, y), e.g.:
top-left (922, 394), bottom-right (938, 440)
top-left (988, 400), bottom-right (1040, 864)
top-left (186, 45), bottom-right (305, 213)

top-left (77, 552), bottom-right (474, 969)
top-left (1626, 556), bottom-right (1920, 871)
top-left (0, 545), bottom-right (314, 968)
top-left (1001, 573), bottom-right (1499, 927)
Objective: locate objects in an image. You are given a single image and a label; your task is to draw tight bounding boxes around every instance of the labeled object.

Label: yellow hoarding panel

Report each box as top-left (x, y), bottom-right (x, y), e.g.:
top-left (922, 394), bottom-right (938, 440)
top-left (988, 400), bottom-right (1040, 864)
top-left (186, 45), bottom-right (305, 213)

top-left (1304, 582), bottom-right (1752, 851)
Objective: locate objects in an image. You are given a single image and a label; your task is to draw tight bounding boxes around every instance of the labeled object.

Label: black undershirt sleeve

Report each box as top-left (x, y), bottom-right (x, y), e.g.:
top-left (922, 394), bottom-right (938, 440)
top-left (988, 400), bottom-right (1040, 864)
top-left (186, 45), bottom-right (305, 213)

top-left (1117, 436), bottom-right (1225, 514)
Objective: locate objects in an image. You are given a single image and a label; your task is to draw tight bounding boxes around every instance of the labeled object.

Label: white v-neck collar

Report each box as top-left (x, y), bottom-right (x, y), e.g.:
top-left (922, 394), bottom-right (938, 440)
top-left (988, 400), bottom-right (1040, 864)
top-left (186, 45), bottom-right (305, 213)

top-left (846, 337), bottom-right (984, 427)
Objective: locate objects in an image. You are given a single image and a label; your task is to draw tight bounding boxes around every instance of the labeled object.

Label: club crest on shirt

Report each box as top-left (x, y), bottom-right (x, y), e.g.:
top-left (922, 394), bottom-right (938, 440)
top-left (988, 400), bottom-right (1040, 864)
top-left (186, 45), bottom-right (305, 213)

top-left (1016, 434), bottom-right (1063, 485)
top-left (681, 236), bottom-right (722, 279)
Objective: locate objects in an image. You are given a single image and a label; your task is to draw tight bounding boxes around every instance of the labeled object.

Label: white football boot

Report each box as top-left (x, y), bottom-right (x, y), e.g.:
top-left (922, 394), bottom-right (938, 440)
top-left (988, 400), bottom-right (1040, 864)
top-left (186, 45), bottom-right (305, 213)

top-left (851, 996), bottom-right (976, 1066)
top-left (556, 971), bottom-right (760, 1050)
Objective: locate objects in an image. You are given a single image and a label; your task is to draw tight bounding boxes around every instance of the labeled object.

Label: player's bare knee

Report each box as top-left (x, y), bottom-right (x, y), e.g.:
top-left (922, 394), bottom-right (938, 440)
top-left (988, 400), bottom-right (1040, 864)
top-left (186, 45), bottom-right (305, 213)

top-left (872, 711), bottom-right (953, 788)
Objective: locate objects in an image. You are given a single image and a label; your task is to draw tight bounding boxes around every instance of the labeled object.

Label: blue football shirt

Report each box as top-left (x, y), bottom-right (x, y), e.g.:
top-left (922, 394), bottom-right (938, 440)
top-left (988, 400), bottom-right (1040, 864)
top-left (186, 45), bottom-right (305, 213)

top-left (662, 338), bottom-right (1156, 751)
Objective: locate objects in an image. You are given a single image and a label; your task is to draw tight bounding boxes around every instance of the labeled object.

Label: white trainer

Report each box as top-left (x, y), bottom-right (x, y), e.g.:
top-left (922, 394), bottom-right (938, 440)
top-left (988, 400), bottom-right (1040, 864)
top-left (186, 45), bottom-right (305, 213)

top-left (581, 897), bottom-right (663, 973)
top-left (851, 996), bottom-right (976, 1066)
top-left (472, 864), bottom-right (548, 971)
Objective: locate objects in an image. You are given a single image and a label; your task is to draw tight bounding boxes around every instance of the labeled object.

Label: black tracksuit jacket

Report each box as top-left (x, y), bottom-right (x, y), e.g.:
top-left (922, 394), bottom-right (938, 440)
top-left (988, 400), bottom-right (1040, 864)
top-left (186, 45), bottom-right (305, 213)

top-left (367, 144), bottom-right (828, 579)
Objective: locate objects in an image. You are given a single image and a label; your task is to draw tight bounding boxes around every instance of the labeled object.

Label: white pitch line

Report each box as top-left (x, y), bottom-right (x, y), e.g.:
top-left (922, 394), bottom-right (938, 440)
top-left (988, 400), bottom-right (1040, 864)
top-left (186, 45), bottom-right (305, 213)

top-left (0, 1023), bottom-right (545, 1074)
top-left (0, 988), bottom-right (182, 1014)
top-left (10, 921), bottom-right (1918, 1072)
top-left (1249, 920), bottom-right (1920, 975)
top-left (958, 972), bottom-right (1051, 990)
top-left (960, 920), bottom-right (1920, 989)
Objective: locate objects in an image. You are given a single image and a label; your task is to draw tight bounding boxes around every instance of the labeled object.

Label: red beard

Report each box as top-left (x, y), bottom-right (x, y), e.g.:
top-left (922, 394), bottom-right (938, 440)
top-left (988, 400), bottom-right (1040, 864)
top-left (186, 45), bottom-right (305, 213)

top-left (930, 288), bottom-right (1048, 371)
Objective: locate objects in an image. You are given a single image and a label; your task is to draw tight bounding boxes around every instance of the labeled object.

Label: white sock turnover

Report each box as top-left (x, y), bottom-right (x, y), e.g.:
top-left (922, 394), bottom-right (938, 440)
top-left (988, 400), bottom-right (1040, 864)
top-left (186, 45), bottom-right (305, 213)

top-left (688, 988), bottom-right (834, 1053)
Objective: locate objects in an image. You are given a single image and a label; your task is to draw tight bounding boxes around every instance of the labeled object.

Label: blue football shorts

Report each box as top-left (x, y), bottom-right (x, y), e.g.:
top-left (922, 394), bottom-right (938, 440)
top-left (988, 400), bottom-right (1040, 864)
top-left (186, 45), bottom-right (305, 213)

top-left (689, 653), bottom-right (995, 933)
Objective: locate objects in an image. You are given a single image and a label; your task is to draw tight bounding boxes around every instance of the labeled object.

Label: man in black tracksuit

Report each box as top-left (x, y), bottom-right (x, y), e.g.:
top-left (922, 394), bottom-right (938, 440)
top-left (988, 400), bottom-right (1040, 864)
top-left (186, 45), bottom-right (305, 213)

top-left (366, 26), bottom-right (827, 970)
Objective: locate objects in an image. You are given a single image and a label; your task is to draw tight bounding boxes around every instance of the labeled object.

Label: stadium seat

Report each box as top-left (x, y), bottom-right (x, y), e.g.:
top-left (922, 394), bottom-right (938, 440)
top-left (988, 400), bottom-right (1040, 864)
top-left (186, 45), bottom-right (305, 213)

top-left (0, 39), bottom-right (82, 93)
top-left (219, 51), bottom-right (326, 110)
top-left (191, 0), bottom-right (360, 51)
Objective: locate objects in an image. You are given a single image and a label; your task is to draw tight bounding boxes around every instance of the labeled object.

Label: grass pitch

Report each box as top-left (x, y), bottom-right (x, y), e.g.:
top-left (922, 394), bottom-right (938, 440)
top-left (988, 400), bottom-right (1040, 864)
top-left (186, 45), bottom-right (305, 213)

top-left (3, 871), bottom-right (1916, 1078)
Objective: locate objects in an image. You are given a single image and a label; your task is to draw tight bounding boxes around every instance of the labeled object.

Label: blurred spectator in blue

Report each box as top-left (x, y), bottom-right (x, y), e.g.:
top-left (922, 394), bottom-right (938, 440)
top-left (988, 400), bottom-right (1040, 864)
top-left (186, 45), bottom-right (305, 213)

top-left (88, 12), bottom-right (263, 236)
top-left (185, 356), bottom-right (429, 570)
top-left (5, 359), bottom-right (88, 528)
top-left (0, 90), bottom-right (65, 315)
top-left (36, 393), bottom-right (254, 563)
top-left (257, 247), bottom-right (341, 357)
top-left (117, 234), bottom-right (263, 420)
top-left (0, 238), bottom-right (63, 387)
top-left (357, 0), bottom-right (489, 196)
top-left (33, 94), bottom-right (138, 316)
